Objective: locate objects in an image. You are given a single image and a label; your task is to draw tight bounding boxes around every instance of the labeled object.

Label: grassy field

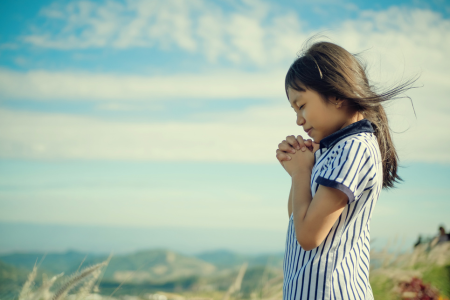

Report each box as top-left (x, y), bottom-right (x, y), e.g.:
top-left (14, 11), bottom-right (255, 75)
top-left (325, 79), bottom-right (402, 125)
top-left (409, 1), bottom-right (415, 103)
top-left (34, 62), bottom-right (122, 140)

top-left (5, 241), bottom-right (450, 300)
top-left (370, 241), bottom-right (450, 300)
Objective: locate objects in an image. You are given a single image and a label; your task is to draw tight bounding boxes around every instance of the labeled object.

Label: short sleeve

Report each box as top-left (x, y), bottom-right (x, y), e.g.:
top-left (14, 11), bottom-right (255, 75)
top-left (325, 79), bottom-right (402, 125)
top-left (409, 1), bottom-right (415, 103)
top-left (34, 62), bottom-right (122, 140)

top-left (315, 139), bottom-right (375, 204)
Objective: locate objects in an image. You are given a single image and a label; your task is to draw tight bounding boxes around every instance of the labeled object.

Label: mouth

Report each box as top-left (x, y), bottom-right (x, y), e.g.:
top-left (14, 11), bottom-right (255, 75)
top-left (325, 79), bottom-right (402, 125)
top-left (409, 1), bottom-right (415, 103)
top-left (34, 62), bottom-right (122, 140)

top-left (305, 128), bottom-right (313, 136)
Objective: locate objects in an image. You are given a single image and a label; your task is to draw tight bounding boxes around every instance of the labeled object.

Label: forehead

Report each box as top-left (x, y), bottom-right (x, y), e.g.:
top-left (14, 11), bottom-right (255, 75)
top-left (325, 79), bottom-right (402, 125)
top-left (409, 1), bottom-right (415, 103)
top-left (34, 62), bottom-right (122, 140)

top-left (287, 86), bottom-right (306, 104)
top-left (286, 79), bottom-right (307, 101)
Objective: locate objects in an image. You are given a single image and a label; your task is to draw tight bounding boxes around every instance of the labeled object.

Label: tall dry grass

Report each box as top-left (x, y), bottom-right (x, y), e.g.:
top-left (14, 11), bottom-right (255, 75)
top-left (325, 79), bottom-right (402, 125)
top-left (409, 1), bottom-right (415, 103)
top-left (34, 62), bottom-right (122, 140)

top-left (222, 263), bottom-right (248, 300)
top-left (16, 241), bottom-right (448, 300)
top-left (18, 260), bottom-right (109, 300)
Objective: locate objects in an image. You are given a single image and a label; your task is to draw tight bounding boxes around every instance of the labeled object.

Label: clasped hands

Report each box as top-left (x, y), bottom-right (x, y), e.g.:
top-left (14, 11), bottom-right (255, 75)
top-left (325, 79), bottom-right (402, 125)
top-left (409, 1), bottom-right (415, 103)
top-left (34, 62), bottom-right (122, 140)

top-left (276, 135), bottom-right (320, 177)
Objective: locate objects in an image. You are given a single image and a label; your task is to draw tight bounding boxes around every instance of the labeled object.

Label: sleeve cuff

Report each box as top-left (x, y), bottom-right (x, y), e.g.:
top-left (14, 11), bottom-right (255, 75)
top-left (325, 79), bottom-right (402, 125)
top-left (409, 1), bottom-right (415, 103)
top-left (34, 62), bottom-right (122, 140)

top-left (316, 176), bottom-right (355, 204)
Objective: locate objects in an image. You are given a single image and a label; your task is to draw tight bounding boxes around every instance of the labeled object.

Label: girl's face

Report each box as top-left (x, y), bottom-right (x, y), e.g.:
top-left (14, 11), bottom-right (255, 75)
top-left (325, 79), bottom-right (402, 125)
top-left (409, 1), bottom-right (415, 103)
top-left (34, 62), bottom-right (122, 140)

top-left (287, 86), bottom-right (351, 143)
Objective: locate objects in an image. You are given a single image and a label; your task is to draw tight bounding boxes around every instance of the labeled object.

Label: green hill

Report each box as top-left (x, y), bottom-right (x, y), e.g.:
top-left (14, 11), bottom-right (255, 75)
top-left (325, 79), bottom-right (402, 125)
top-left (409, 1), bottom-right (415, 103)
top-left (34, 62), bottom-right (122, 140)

top-left (0, 260), bottom-right (31, 300)
top-left (103, 249), bottom-right (216, 283)
top-left (0, 249), bottom-right (216, 284)
top-left (195, 249), bottom-right (283, 269)
top-left (0, 249), bottom-right (285, 297)
top-left (0, 250), bottom-right (106, 275)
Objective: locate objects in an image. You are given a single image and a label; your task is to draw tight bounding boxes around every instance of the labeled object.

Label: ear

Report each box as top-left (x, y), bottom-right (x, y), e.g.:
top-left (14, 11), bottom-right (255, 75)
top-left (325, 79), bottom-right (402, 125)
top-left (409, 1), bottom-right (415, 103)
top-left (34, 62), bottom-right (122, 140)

top-left (328, 96), bottom-right (343, 108)
top-left (335, 96), bottom-right (346, 109)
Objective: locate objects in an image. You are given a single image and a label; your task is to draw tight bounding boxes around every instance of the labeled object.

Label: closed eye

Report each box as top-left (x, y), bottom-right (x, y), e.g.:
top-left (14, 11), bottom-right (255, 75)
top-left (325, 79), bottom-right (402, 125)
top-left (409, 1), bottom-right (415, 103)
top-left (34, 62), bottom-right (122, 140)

top-left (299, 104), bottom-right (305, 110)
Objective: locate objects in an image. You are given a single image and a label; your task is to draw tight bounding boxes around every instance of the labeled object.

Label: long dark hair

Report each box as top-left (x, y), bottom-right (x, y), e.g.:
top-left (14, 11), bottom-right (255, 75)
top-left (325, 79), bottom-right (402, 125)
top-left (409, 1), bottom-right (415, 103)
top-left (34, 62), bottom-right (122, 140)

top-left (285, 39), bottom-right (420, 189)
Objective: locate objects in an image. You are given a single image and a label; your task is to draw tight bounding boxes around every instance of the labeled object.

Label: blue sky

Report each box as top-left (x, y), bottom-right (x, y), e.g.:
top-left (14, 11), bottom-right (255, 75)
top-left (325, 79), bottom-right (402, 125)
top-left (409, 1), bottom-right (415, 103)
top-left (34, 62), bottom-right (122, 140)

top-left (0, 0), bottom-right (449, 254)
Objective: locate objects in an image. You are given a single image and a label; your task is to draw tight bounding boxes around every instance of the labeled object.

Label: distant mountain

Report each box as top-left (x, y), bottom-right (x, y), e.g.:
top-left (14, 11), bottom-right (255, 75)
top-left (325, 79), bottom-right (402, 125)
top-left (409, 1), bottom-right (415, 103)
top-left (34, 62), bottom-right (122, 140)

top-left (195, 249), bottom-right (284, 269)
top-left (195, 249), bottom-right (248, 268)
top-left (0, 248), bottom-right (285, 285)
top-left (103, 249), bottom-right (216, 283)
top-left (0, 250), bottom-right (107, 275)
top-left (0, 248), bottom-right (216, 283)
top-left (0, 249), bottom-right (285, 297)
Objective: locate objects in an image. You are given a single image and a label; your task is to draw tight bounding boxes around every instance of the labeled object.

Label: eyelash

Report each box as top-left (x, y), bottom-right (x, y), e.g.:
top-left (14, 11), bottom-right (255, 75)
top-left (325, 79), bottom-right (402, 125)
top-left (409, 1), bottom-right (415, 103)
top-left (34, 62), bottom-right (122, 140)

top-left (291, 104), bottom-right (304, 111)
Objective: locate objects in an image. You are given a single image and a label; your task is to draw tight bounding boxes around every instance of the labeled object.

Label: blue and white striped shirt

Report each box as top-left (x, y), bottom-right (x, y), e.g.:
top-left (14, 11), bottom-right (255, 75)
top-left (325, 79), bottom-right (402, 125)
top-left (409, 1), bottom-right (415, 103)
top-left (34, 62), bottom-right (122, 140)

top-left (283, 119), bottom-right (382, 300)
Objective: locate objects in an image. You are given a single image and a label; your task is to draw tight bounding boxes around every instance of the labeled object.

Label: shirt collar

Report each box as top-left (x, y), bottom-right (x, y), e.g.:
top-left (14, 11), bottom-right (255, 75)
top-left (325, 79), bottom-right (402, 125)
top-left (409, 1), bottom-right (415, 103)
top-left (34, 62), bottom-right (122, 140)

top-left (319, 119), bottom-right (374, 149)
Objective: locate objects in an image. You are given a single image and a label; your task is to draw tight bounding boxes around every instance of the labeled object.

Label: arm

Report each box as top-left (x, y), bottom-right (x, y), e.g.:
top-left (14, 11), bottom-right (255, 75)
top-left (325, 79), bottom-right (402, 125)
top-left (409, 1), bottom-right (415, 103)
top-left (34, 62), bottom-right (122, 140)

top-left (285, 138), bottom-right (370, 250)
top-left (291, 172), bottom-right (348, 251)
top-left (276, 137), bottom-right (315, 220)
top-left (288, 184), bottom-right (293, 218)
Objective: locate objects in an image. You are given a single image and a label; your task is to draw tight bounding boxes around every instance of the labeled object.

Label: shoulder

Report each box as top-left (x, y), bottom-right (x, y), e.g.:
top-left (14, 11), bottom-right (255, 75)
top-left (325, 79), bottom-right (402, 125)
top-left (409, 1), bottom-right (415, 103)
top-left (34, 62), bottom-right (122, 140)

top-left (333, 132), bottom-right (377, 148)
top-left (330, 133), bottom-right (379, 163)
top-left (317, 133), bottom-right (380, 203)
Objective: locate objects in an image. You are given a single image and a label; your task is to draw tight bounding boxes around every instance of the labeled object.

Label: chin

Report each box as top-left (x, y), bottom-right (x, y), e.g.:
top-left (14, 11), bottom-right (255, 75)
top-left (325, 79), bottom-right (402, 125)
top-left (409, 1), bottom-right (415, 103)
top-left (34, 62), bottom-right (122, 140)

top-left (312, 133), bottom-right (324, 144)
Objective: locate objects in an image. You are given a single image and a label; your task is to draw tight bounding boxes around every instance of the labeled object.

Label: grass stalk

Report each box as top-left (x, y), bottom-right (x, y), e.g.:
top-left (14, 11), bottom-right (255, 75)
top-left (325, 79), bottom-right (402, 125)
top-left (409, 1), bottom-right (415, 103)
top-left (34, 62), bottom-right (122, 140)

top-left (19, 261), bottom-right (38, 300)
top-left (51, 261), bottom-right (108, 300)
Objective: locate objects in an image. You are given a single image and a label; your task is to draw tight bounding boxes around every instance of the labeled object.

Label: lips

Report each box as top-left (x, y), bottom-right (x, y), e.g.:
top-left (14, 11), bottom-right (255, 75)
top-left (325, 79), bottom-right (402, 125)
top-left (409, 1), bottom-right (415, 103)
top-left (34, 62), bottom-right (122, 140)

top-left (305, 128), bottom-right (312, 136)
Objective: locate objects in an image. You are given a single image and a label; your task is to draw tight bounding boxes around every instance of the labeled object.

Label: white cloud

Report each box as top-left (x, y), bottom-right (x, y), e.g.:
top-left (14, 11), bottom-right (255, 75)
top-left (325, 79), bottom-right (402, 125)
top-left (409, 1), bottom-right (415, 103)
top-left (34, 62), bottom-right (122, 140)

top-left (0, 68), bottom-right (286, 101)
top-left (1, 93), bottom-right (449, 163)
top-left (19, 0), bottom-right (450, 72)
top-left (2, 4), bottom-right (450, 163)
top-left (6, 4), bottom-right (448, 103)
top-left (0, 105), bottom-right (298, 163)
top-left (22, 0), bottom-right (306, 67)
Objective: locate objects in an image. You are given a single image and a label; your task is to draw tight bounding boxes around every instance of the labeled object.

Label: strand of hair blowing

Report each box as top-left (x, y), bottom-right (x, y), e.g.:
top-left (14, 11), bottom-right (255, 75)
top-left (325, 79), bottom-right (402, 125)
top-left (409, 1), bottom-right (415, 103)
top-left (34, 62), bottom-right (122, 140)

top-left (367, 105), bottom-right (398, 188)
top-left (285, 40), bottom-right (420, 188)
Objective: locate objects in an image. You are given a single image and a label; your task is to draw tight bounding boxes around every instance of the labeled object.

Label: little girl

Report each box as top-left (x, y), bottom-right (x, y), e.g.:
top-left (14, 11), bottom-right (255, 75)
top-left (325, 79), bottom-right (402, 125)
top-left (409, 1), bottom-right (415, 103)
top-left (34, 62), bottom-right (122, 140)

top-left (275, 41), bottom-right (417, 300)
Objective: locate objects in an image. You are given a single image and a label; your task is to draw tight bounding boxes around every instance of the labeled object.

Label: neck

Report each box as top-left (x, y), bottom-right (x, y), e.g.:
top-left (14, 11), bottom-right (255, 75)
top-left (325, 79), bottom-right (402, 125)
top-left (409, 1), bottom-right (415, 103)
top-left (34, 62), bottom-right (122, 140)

top-left (340, 112), bottom-right (364, 130)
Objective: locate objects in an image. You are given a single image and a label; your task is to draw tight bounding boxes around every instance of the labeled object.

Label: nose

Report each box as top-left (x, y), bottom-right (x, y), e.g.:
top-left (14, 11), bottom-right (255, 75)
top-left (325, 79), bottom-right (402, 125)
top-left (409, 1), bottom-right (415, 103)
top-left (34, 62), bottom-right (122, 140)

top-left (296, 114), bottom-right (305, 126)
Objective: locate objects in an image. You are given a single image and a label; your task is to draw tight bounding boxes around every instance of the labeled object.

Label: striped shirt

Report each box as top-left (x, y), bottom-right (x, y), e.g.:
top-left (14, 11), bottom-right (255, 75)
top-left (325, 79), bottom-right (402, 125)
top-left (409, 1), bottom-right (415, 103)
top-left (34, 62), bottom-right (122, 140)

top-left (283, 119), bottom-right (382, 300)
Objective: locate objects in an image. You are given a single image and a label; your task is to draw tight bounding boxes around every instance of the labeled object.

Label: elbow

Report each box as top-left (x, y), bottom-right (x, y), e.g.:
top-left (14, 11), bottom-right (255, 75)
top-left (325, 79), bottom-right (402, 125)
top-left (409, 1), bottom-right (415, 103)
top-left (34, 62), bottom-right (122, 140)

top-left (295, 233), bottom-right (319, 251)
top-left (299, 242), bottom-right (317, 252)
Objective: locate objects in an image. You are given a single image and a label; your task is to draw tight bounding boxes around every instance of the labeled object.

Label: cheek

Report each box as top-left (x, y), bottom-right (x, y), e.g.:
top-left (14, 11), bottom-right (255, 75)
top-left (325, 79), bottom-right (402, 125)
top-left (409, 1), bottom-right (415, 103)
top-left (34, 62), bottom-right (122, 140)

top-left (303, 109), bottom-right (316, 124)
top-left (313, 106), bottom-right (332, 124)
top-left (302, 108), bottom-right (310, 119)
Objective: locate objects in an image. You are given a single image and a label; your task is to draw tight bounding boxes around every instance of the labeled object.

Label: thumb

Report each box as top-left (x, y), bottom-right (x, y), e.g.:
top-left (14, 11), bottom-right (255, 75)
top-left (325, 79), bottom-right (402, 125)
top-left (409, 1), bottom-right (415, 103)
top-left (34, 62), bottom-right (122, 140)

top-left (312, 142), bottom-right (320, 153)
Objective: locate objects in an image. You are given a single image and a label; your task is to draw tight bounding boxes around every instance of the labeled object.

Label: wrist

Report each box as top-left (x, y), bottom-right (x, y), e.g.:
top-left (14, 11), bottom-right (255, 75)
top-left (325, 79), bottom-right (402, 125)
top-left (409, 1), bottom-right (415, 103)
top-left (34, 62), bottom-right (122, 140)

top-left (291, 168), bottom-right (311, 180)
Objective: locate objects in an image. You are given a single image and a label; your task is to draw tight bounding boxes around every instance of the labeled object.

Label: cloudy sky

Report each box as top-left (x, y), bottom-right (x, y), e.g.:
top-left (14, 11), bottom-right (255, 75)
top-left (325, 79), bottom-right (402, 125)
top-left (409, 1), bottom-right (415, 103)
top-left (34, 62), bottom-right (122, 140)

top-left (0, 0), bottom-right (449, 254)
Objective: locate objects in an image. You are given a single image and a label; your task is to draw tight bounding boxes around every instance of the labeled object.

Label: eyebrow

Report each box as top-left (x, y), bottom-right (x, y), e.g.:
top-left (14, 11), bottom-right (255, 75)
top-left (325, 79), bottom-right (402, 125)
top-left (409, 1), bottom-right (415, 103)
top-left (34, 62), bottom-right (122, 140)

top-left (287, 87), bottom-right (305, 106)
top-left (289, 96), bottom-right (302, 107)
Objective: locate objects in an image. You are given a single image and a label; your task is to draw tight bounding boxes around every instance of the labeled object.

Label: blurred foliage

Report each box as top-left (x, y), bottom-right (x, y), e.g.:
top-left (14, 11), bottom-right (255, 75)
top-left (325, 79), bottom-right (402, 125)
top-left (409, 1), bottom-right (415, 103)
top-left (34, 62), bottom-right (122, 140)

top-left (2, 242), bottom-right (449, 300)
top-left (369, 242), bottom-right (450, 300)
top-left (422, 265), bottom-right (450, 298)
top-left (0, 260), bottom-right (30, 300)
top-left (370, 274), bottom-right (400, 300)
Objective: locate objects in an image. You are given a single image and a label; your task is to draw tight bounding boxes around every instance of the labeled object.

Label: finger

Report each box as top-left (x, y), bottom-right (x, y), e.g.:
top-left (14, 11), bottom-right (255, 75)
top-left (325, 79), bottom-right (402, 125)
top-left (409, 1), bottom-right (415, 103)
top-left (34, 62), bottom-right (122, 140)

top-left (279, 140), bottom-right (296, 154)
top-left (295, 135), bottom-right (307, 151)
top-left (278, 140), bottom-right (296, 154)
top-left (285, 135), bottom-right (301, 150)
top-left (304, 139), bottom-right (313, 151)
top-left (276, 149), bottom-right (291, 161)
top-left (276, 149), bottom-right (292, 161)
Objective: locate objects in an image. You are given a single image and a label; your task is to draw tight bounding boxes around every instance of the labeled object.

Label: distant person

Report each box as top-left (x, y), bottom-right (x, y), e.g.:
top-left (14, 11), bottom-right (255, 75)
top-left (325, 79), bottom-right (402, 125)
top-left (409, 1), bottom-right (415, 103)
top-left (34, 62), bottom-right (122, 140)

top-left (437, 226), bottom-right (450, 244)
top-left (430, 225), bottom-right (450, 248)
top-left (275, 38), bottom-right (419, 300)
